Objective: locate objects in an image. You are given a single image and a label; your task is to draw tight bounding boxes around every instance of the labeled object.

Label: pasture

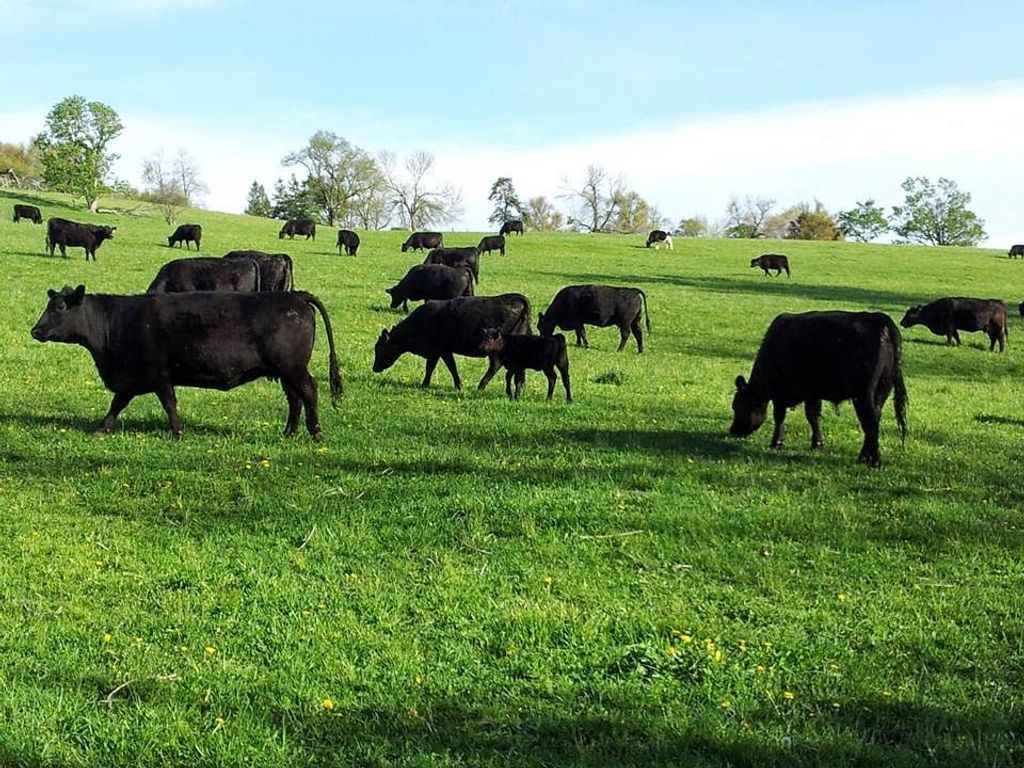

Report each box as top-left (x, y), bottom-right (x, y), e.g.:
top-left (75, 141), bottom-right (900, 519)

top-left (1, 190), bottom-right (1022, 766)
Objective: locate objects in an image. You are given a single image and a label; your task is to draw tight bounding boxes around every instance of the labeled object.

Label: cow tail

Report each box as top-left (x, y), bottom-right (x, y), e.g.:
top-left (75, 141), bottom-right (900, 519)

top-left (890, 320), bottom-right (908, 446)
top-left (284, 254), bottom-right (295, 291)
top-left (303, 293), bottom-right (343, 404)
top-left (640, 289), bottom-right (651, 333)
top-left (253, 263), bottom-right (262, 293)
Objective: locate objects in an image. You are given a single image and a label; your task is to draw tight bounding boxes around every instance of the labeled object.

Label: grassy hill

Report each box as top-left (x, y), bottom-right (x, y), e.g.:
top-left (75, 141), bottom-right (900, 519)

top-left (1, 189), bottom-right (1022, 766)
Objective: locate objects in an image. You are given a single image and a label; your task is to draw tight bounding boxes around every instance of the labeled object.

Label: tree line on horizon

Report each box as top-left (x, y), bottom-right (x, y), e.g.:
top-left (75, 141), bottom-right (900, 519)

top-left (0, 95), bottom-right (989, 247)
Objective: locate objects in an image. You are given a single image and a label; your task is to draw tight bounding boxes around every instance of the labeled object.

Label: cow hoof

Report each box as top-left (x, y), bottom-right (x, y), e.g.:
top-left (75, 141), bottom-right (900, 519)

top-left (811, 441), bottom-right (824, 450)
top-left (93, 427), bottom-right (110, 436)
top-left (311, 431), bottom-right (324, 443)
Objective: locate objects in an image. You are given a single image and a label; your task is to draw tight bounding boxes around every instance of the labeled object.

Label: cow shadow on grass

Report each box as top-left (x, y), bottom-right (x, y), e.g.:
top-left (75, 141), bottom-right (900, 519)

top-left (538, 271), bottom-right (924, 310)
top-left (554, 427), bottom-right (740, 460)
top-left (0, 189), bottom-right (64, 211)
top-left (270, 695), bottom-right (1017, 767)
top-left (0, 411), bottom-right (237, 438)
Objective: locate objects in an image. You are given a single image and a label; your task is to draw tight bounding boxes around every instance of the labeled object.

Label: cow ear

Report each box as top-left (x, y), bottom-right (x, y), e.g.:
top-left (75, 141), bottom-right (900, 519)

top-left (47, 288), bottom-right (57, 299)
top-left (69, 285), bottom-right (86, 305)
top-left (735, 375), bottom-right (747, 390)
top-left (385, 287), bottom-right (394, 295)
top-left (379, 328), bottom-right (390, 342)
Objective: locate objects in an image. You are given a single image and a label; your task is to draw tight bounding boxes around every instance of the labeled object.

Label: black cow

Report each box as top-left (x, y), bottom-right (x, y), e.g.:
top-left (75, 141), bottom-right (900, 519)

top-left (13, 204), bottom-right (42, 224)
top-left (751, 253), bottom-right (790, 277)
top-left (1019, 301), bottom-right (1024, 317)
top-left (168, 224), bottom-right (202, 250)
top-left (477, 235), bottom-right (505, 256)
top-left (31, 285), bottom-right (341, 440)
top-left (222, 251), bottom-right (294, 292)
top-left (337, 229), bottom-right (360, 256)
top-left (1009, 244), bottom-right (1024, 258)
top-left (480, 329), bottom-right (571, 402)
top-left (424, 247), bottom-right (481, 281)
top-left (386, 264), bottom-right (474, 313)
top-left (499, 220), bottom-right (524, 237)
top-left (646, 229), bottom-right (671, 249)
top-left (730, 311), bottom-right (908, 468)
top-left (46, 217), bottom-right (116, 260)
top-left (147, 257), bottom-right (261, 294)
top-left (373, 293), bottom-right (531, 390)
top-left (900, 297), bottom-right (1007, 352)
top-left (401, 231), bottom-right (443, 252)
top-left (538, 284), bottom-right (650, 353)
top-left (279, 218), bottom-right (316, 241)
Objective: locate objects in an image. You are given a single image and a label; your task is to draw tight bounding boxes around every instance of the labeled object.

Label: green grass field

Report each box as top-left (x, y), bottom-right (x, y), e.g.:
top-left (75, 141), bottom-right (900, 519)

top-left (1, 189), bottom-right (1022, 766)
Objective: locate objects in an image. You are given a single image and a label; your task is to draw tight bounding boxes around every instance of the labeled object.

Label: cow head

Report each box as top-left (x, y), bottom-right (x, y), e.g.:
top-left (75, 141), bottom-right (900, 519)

top-left (729, 375), bottom-right (767, 437)
top-left (372, 328), bottom-right (402, 373)
top-left (479, 327), bottom-right (506, 354)
top-left (401, 241), bottom-right (410, 253)
top-left (899, 307), bottom-right (922, 328)
top-left (537, 311), bottom-right (555, 337)
top-left (96, 226), bottom-right (116, 243)
top-left (749, 258), bottom-right (760, 268)
top-left (167, 235), bottom-right (175, 247)
top-left (384, 287), bottom-right (402, 309)
top-left (32, 285), bottom-right (87, 343)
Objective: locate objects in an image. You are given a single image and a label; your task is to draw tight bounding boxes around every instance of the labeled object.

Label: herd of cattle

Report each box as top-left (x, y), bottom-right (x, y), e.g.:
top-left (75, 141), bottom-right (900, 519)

top-left (12, 202), bottom-right (1024, 466)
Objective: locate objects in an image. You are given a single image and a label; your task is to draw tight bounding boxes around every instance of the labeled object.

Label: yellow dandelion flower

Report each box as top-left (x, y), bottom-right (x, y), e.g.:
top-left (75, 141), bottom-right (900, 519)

top-left (102, 633), bottom-right (112, 643)
top-left (741, 719), bottom-right (752, 730)
top-left (837, 593), bottom-right (848, 602)
top-left (179, 646), bottom-right (189, 653)
top-left (680, 634), bottom-right (693, 644)
top-left (713, 649), bottom-right (723, 663)
top-left (260, 459), bottom-right (270, 468)
top-left (832, 701), bottom-right (841, 709)
top-left (755, 665), bottom-right (766, 674)
top-left (783, 691), bottom-right (795, 700)
top-left (414, 675), bottom-right (422, 685)
top-left (322, 698), bottom-right (335, 711)
top-left (543, 576), bottom-right (553, 585)
top-left (720, 699), bottom-right (732, 709)
top-left (666, 645), bottom-right (678, 657)
top-left (204, 645), bottom-right (216, 655)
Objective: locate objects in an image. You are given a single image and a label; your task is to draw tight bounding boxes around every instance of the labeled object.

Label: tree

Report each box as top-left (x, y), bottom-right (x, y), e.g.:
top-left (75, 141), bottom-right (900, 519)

top-left (487, 177), bottom-right (525, 226)
top-left (561, 165), bottom-right (625, 233)
top-left (32, 95), bottom-right (123, 212)
top-left (245, 181), bottom-right (272, 217)
top-left (173, 149), bottom-right (207, 206)
top-left (0, 142), bottom-right (42, 187)
top-left (380, 150), bottom-right (463, 230)
top-left (283, 131), bottom-right (383, 227)
top-left (677, 216), bottom-right (709, 237)
top-left (784, 201), bottom-right (842, 241)
top-left (890, 177), bottom-right (986, 246)
top-left (837, 200), bottom-right (889, 242)
top-left (141, 150), bottom-right (187, 225)
top-left (349, 168), bottom-right (392, 230)
top-left (723, 196), bottom-right (776, 238)
top-left (612, 189), bottom-right (662, 234)
top-left (271, 175), bottom-right (318, 221)
top-left (522, 196), bottom-right (564, 232)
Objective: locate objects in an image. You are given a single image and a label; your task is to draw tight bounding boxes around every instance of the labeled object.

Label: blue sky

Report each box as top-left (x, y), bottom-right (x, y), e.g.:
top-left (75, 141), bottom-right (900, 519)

top-left (4, 1), bottom-right (1024, 242)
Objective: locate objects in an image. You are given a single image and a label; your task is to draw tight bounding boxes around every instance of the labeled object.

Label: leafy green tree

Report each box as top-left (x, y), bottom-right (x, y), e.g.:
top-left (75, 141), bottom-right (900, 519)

top-left (522, 196), bottom-right (564, 232)
top-left (32, 96), bottom-right (123, 212)
top-left (487, 177), bottom-right (524, 226)
top-left (245, 181), bottom-right (272, 217)
top-left (785, 201), bottom-right (842, 241)
top-left (271, 175), bottom-right (318, 221)
top-left (837, 200), bottom-right (889, 242)
top-left (612, 189), bottom-right (662, 234)
top-left (282, 131), bottom-right (383, 226)
top-left (0, 142), bottom-right (42, 187)
top-left (890, 177), bottom-right (986, 246)
top-left (677, 216), bottom-right (709, 237)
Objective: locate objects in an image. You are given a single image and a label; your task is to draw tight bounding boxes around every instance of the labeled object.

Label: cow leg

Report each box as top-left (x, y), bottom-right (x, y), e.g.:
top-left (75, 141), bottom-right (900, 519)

top-left (770, 401), bottom-right (787, 450)
top-left (95, 392), bottom-right (134, 434)
top-left (155, 385), bottom-right (184, 438)
top-left (853, 397), bottom-right (882, 468)
top-left (574, 328), bottom-right (585, 347)
top-left (560, 362), bottom-right (572, 403)
top-left (579, 326), bottom-right (590, 348)
top-left (631, 317), bottom-right (644, 353)
top-left (617, 323), bottom-right (631, 352)
top-left (421, 355), bottom-right (441, 388)
top-left (59, 243), bottom-right (67, 259)
top-left (477, 354), bottom-right (501, 390)
top-left (805, 399), bottom-right (824, 449)
top-left (505, 370), bottom-right (514, 399)
top-left (281, 381), bottom-right (302, 436)
top-left (514, 371), bottom-right (526, 400)
top-left (441, 351), bottom-right (463, 390)
top-left (402, 300), bottom-right (409, 314)
top-left (544, 368), bottom-right (556, 400)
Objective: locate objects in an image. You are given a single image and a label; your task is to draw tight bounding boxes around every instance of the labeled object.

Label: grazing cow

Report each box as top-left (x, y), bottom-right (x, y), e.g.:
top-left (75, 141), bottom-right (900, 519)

top-left (424, 246), bottom-right (481, 281)
top-left (279, 218), bottom-right (316, 240)
top-left (538, 284), bottom-right (650, 353)
top-left (499, 220), bottom-right (524, 237)
top-left (146, 257), bottom-right (261, 294)
top-left (479, 329), bottom-right (572, 402)
top-left (730, 311), bottom-right (908, 468)
top-left (13, 204), bottom-right (42, 224)
top-left (222, 250), bottom-right (294, 292)
top-left (45, 217), bottom-right (116, 261)
top-left (31, 285), bottom-right (341, 440)
top-left (168, 224), bottom-right (202, 251)
top-left (477, 234), bottom-right (506, 256)
top-left (373, 293), bottom-right (531, 390)
top-left (401, 231), bottom-right (443, 252)
top-left (646, 229), bottom-right (672, 249)
top-left (900, 297), bottom-right (1007, 352)
top-left (386, 264), bottom-right (474, 313)
top-left (1009, 244), bottom-right (1024, 258)
top-left (751, 253), bottom-right (790, 277)
top-left (337, 229), bottom-right (360, 256)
